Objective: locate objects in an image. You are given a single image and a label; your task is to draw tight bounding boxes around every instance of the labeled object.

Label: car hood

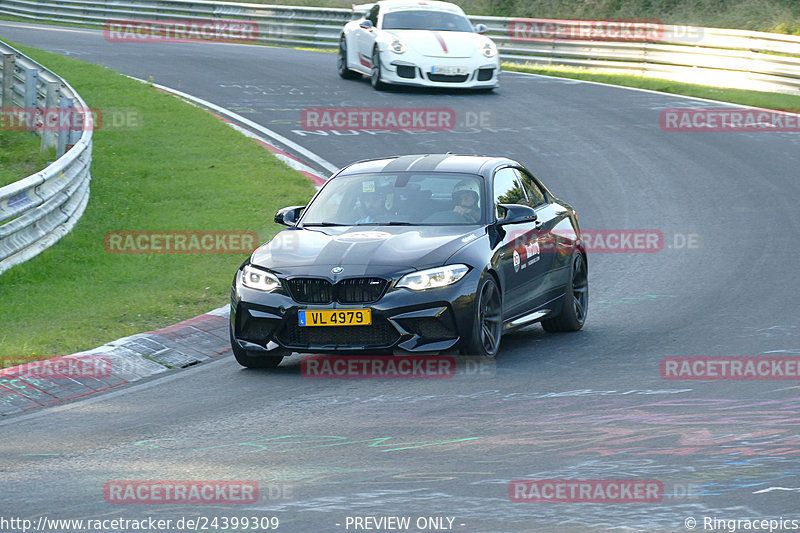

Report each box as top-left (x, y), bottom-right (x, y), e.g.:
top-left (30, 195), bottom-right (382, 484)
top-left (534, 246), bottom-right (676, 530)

top-left (386, 30), bottom-right (482, 58)
top-left (250, 225), bottom-right (483, 277)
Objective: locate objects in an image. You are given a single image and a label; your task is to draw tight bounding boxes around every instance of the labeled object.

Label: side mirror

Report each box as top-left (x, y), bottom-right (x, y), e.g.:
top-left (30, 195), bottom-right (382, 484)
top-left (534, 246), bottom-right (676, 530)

top-left (275, 205), bottom-right (305, 227)
top-left (360, 19), bottom-right (374, 30)
top-left (474, 23), bottom-right (488, 34)
top-left (496, 203), bottom-right (537, 225)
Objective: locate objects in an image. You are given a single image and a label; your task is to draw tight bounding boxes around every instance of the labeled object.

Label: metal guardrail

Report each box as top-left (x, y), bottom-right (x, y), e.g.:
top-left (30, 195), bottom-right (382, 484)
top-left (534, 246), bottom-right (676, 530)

top-left (475, 17), bottom-right (800, 94)
top-left (0, 40), bottom-right (92, 275)
top-left (2, 0), bottom-right (800, 94)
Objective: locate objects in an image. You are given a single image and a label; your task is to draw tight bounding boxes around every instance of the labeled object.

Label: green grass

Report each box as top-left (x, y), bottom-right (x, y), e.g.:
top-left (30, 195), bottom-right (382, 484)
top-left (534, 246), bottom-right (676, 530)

top-left (0, 39), bottom-right (317, 361)
top-left (0, 131), bottom-right (56, 187)
top-left (502, 62), bottom-right (800, 111)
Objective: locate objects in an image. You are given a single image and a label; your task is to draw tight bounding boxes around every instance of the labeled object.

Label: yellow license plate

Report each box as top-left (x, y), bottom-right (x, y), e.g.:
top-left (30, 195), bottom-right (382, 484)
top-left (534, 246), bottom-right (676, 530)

top-left (299, 309), bottom-right (371, 326)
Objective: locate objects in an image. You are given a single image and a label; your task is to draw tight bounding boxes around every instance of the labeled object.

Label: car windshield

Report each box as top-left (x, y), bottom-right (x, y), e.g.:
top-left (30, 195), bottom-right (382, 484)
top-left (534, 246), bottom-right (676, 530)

top-left (381, 10), bottom-right (474, 32)
top-left (301, 172), bottom-right (485, 226)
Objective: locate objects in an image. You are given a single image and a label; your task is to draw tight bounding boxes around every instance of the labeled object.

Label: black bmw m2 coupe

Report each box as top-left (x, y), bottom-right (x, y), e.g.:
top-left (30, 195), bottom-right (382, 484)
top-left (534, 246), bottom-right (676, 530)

top-left (230, 154), bottom-right (587, 367)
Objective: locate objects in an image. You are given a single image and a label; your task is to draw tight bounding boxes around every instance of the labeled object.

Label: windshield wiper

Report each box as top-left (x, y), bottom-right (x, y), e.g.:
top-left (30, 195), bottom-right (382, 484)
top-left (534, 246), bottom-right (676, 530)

top-left (302, 222), bottom-right (347, 227)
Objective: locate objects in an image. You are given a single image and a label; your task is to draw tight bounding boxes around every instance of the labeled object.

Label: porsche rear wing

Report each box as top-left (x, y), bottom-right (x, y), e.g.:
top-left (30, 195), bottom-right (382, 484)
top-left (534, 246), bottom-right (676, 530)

top-left (351, 3), bottom-right (372, 18)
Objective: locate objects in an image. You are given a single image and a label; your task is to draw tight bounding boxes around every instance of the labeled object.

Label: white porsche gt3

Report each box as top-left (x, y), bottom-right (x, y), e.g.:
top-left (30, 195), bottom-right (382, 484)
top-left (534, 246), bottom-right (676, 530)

top-left (337, 0), bottom-right (500, 90)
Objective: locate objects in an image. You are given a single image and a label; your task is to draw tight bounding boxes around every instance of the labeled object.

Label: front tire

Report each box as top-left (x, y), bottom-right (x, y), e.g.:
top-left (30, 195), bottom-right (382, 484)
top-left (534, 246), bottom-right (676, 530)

top-left (338, 36), bottom-right (361, 80)
top-left (542, 251), bottom-right (588, 332)
top-left (462, 274), bottom-right (503, 358)
top-left (371, 47), bottom-right (387, 90)
top-left (230, 327), bottom-right (284, 368)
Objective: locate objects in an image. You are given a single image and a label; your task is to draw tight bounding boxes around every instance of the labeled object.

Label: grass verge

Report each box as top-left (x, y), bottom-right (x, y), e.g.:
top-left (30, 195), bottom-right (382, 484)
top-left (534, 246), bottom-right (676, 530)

top-left (502, 62), bottom-right (800, 111)
top-left (0, 131), bottom-right (56, 187)
top-left (0, 39), bottom-right (317, 361)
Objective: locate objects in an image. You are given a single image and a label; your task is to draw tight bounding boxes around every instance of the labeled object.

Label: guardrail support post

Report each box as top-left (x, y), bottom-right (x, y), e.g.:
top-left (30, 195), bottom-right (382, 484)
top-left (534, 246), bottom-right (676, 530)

top-left (56, 96), bottom-right (73, 157)
top-left (23, 67), bottom-right (39, 132)
top-left (67, 109), bottom-right (83, 151)
top-left (41, 80), bottom-right (58, 151)
top-left (1, 53), bottom-right (14, 109)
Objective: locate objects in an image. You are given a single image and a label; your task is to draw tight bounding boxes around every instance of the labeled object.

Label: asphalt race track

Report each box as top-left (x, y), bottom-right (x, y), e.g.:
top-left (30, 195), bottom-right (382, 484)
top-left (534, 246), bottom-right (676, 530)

top-left (1, 21), bottom-right (800, 533)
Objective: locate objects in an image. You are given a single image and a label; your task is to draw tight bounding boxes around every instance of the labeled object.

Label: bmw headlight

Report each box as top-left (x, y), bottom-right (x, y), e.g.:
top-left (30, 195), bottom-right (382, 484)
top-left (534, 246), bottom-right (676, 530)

top-left (481, 41), bottom-right (497, 58)
top-left (241, 265), bottom-right (280, 292)
top-left (397, 264), bottom-right (469, 291)
top-left (390, 38), bottom-right (407, 54)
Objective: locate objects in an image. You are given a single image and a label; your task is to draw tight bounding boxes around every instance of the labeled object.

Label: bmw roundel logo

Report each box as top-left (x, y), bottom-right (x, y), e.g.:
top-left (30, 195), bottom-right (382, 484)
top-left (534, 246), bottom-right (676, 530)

top-left (331, 266), bottom-right (344, 274)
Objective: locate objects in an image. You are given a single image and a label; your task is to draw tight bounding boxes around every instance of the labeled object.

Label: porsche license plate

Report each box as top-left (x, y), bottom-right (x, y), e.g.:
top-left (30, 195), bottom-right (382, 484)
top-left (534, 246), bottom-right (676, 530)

top-left (431, 66), bottom-right (468, 75)
top-left (299, 309), bottom-right (372, 326)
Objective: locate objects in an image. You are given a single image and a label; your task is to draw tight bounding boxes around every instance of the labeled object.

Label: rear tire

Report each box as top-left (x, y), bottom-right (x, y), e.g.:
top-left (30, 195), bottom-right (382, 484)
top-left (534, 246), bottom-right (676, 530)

top-left (541, 251), bottom-right (588, 332)
top-left (338, 37), bottom-right (361, 80)
top-left (462, 274), bottom-right (503, 358)
top-left (230, 327), bottom-right (284, 368)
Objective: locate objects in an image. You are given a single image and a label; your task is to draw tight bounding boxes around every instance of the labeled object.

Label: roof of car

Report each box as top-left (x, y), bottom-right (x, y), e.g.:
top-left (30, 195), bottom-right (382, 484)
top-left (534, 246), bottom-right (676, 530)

top-left (338, 154), bottom-right (514, 176)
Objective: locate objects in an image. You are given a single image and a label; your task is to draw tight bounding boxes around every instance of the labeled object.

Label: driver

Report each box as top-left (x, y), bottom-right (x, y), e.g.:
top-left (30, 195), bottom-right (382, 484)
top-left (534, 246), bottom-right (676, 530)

top-left (356, 189), bottom-right (387, 224)
top-left (452, 179), bottom-right (481, 222)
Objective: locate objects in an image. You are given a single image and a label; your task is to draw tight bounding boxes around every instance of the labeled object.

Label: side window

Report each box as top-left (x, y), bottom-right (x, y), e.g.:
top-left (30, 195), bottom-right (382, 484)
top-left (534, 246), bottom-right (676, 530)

top-left (368, 4), bottom-right (379, 26)
top-left (493, 168), bottom-right (527, 219)
top-left (514, 169), bottom-right (547, 208)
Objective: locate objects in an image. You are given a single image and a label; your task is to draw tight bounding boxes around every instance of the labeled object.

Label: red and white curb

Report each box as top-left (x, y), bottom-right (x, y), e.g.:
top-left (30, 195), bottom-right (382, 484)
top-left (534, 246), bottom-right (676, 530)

top-left (0, 306), bottom-right (232, 416)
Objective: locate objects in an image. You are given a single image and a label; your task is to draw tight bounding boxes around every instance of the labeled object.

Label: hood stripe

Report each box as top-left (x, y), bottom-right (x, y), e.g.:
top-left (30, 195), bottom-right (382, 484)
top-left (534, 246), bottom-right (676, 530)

top-left (433, 31), bottom-right (449, 53)
top-left (382, 154), bottom-right (427, 172)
